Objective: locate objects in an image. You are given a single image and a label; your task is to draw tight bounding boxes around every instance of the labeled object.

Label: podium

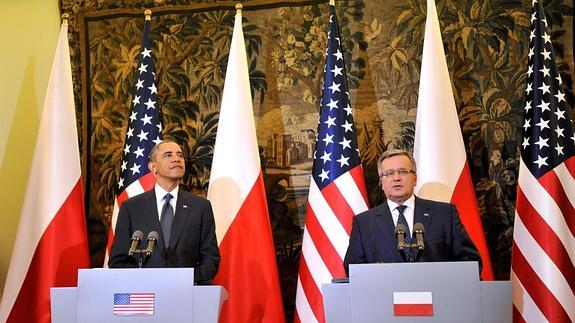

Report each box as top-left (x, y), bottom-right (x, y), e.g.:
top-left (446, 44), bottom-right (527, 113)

top-left (50, 268), bottom-right (227, 323)
top-left (322, 262), bottom-right (511, 323)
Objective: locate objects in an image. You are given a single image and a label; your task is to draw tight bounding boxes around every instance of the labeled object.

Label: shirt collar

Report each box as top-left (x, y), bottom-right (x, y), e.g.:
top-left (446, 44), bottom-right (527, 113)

top-left (154, 183), bottom-right (179, 200)
top-left (386, 195), bottom-right (415, 212)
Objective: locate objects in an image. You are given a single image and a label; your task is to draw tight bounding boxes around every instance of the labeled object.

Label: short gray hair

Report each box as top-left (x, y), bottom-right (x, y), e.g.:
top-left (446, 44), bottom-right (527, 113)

top-left (149, 140), bottom-right (179, 162)
top-left (377, 149), bottom-right (417, 176)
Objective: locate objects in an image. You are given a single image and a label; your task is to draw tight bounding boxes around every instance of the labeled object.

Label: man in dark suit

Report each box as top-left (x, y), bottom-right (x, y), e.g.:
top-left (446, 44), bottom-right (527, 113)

top-left (344, 149), bottom-right (481, 275)
top-left (109, 140), bottom-right (220, 285)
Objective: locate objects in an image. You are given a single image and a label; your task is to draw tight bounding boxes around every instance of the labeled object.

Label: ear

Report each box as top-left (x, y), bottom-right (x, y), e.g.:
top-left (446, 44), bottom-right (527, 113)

top-left (148, 161), bottom-right (156, 174)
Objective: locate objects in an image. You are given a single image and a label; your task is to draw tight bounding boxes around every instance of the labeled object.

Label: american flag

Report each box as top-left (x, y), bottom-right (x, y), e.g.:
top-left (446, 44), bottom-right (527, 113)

top-left (294, 4), bottom-right (369, 322)
top-left (105, 16), bottom-right (162, 262)
top-left (511, 1), bottom-right (575, 322)
top-left (113, 292), bottom-right (155, 315)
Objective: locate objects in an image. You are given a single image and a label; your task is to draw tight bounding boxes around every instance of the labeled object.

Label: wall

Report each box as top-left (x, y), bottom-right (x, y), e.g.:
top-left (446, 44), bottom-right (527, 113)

top-left (0, 1), bottom-right (60, 294)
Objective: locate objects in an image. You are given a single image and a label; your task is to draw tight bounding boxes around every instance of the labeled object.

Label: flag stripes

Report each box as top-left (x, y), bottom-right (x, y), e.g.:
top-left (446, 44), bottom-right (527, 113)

top-left (512, 244), bottom-right (572, 322)
top-left (516, 190), bottom-right (575, 284)
top-left (295, 4), bottom-right (369, 321)
top-left (0, 19), bottom-right (89, 323)
top-left (304, 209), bottom-right (345, 277)
top-left (104, 17), bottom-right (162, 266)
top-left (295, 279), bottom-right (320, 323)
top-left (512, 1), bottom-right (575, 318)
top-left (207, 7), bottom-right (284, 322)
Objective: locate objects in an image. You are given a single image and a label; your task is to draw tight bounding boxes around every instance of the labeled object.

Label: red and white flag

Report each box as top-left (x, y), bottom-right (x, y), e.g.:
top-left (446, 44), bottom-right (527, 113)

top-left (294, 3), bottom-right (369, 322)
top-left (413, 0), bottom-right (493, 280)
top-left (0, 19), bottom-right (90, 323)
top-left (393, 292), bottom-right (433, 316)
top-left (207, 6), bottom-right (285, 323)
top-left (511, 1), bottom-right (575, 321)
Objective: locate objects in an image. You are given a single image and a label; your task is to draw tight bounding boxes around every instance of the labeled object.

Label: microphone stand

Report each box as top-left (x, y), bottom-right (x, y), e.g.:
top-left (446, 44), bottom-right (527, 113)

top-left (130, 248), bottom-right (151, 268)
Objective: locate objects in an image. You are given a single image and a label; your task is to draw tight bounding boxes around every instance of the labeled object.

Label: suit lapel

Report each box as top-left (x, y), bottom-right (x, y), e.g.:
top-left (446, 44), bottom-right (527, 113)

top-left (170, 190), bottom-right (192, 249)
top-left (373, 203), bottom-right (396, 260)
top-left (414, 196), bottom-right (432, 231)
top-left (141, 190), bottom-right (166, 256)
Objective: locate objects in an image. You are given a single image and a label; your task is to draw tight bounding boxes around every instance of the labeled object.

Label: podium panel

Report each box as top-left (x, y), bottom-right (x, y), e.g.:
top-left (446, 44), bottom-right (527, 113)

top-left (350, 262), bottom-right (481, 323)
top-left (322, 262), bottom-right (511, 323)
top-left (51, 268), bottom-right (226, 323)
top-left (77, 268), bottom-right (195, 323)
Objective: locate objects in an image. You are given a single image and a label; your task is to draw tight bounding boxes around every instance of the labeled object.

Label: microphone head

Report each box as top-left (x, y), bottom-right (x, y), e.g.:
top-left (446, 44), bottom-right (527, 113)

top-left (413, 223), bottom-right (425, 233)
top-left (132, 230), bottom-right (144, 240)
top-left (394, 223), bottom-right (406, 235)
top-left (147, 231), bottom-right (159, 241)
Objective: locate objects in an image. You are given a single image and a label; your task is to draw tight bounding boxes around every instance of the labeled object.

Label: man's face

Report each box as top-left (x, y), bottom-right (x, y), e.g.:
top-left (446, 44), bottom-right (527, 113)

top-left (149, 142), bottom-right (185, 181)
top-left (379, 155), bottom-right (417, 203)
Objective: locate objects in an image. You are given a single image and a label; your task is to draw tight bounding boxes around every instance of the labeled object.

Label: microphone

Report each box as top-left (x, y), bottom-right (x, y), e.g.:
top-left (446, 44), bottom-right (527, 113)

top-left (413, 223), bottom-right (425, 251)
top-left (144, 231), bottom-right (159, 256)
top-left (128, 230), bottom-right (143, 257)
top-left (394, 224), bottom-right (407, 251)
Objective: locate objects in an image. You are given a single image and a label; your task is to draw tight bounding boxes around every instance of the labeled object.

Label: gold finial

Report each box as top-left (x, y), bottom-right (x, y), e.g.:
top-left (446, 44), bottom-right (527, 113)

top-left (144, 9), bottom-right (152, 21)
top-left (329, 0), bottom-right (335, 6)
top-left (236, 3), bottom-right (243, 14)
top-left (61, 13), bottom-right (69, 23)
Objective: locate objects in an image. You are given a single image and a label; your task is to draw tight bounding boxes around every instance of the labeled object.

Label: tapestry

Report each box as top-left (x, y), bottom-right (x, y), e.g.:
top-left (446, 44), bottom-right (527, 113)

top-left (59, 0), bottom-right (574, 319)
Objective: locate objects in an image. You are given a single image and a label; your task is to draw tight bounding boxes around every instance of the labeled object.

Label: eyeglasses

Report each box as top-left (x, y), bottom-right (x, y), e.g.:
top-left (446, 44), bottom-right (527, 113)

top-left (380, 168), bottom-right (415, 177)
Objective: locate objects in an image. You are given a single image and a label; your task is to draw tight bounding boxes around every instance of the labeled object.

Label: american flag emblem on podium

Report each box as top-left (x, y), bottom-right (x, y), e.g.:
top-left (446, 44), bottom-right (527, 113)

top-left (113, 292), bottom-right (155, 316)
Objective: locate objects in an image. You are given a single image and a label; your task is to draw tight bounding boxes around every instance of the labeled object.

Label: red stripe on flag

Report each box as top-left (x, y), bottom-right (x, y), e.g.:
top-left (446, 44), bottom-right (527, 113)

top-left (213, 173), bottom-right (284, 323)
top-left (305, 206), bottom-right (346, 277)
top-left (393, 304), bottom-right (433, 316)
top-left (512, 306), bottom-right (528, 323)
top-left (117, 189), bottom-right (129, 205)
top-left (565, 157), bottom-right (575, 179)
top-left (349, 166), bottom-right (369, 206)
top-left (451, 162), bottom-right (494, 280)
top-left (515, 188), bottom-right (575, 292)
top-left (511, 243), bottom-right (571, 322)
top-left (297, 256), bottom-right (326, 323)
top-left (139, 173), bottom-right (156, 191)
top-left (322, 183), bottom-right (354, 235)
top-left (293, 311), bottom-right (301, 323)
top-left (539, 169), bottom-right (575, 237)
top-left (6, 180), bottom-right (89, 323)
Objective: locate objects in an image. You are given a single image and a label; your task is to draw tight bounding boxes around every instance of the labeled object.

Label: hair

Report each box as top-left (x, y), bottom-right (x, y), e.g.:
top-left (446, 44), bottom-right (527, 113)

top-left (149, 140), bottom-right (180, 162)
top-left (377, 149), bottom-right (417, 176)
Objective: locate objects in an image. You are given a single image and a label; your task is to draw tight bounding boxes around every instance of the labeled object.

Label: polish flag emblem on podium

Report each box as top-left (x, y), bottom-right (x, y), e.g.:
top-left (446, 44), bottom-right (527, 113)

top-left (393, 292), bottom-right (434, 316)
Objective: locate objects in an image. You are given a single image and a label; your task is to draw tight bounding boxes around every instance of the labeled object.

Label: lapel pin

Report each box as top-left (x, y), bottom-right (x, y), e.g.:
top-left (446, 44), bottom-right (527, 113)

top-left (183, 205), bottom-right (188, 209)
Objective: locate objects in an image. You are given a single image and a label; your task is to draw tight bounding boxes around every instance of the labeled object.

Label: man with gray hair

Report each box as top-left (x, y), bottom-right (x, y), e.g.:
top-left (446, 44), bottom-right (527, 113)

top-left (343, 149), bottom-right (481, 275)
top-left (109, 140), bottom-right (220, 285)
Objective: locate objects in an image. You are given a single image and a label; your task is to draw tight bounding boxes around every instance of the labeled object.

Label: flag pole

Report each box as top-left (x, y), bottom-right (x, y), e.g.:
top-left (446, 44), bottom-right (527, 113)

top-left (144, 9), bottom-right (151, 20)
top-left (61, 13), bottom-right (69, 24)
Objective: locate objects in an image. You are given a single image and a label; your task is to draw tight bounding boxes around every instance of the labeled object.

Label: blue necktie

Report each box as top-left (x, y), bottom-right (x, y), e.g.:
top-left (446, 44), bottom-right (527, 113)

top-left (396, 205), bottom-right (412, 260)
top-left (396, 205), bottom-right (411, 241)
top-left (160, 193), bottom-right (174, 247)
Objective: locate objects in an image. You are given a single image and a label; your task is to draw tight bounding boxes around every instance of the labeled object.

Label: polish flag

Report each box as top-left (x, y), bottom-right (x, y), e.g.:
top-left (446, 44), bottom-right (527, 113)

top-left (393, 292), bottom-right (434, 316)
top-left (0, 19), bottom-right (90, 323)
top-left (413, 0), bottom-right (493, 280)
top-left (207, 5), bottom-right (285, 323)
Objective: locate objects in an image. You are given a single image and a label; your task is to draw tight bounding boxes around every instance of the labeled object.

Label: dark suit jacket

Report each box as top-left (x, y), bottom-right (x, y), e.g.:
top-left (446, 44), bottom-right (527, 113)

top-left (109, 189), bottom-right (220, 284)
top-left (343, 196), bottom-right (481, 276)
